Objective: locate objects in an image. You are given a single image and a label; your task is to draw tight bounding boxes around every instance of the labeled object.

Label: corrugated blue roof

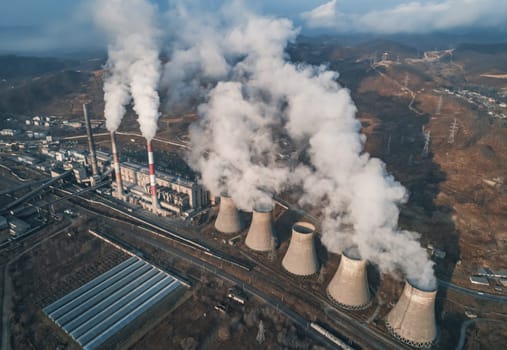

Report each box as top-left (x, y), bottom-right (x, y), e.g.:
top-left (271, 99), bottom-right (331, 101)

top-left (44, 256), bottom-right (183, 350)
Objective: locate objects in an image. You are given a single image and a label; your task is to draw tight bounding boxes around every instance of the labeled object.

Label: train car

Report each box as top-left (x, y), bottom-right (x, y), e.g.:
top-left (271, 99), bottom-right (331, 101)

top-left (310, 322), bottom-right (355, 350)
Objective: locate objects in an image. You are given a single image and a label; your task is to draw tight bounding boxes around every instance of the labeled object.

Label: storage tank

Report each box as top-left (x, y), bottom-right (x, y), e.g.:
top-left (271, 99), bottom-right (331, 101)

top-left (386, 280), bottom-right (438, 348)
top-left (327, 250), bottom-right (370, 309)
top-left (245, 205), bottom-right (275, 252)
top-left (215, 195), bottom-right (243, 234)
top-left (282, 222), bottom-right (319, 276)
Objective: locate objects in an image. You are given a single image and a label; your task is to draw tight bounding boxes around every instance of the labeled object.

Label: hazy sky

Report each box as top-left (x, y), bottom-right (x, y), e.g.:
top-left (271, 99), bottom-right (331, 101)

top-left (0, 0), bottom-right (505, 54)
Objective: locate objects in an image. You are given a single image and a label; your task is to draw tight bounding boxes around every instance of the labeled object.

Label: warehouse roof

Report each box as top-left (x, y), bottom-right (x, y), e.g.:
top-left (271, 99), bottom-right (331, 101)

top-left (44, 257), bottom-right (184, 350)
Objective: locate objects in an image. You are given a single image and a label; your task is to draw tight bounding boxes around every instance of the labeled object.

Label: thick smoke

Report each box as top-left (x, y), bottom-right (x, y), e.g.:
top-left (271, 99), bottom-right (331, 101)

top-left (166, 2), bottom-right (436, 289)
top-left (93, 0), bottom-right (162, 141)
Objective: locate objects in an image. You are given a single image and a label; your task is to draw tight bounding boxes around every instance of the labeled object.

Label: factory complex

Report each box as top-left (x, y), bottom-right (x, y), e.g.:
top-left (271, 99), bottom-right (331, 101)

top-left (1, 104), bottom-right (441, 349)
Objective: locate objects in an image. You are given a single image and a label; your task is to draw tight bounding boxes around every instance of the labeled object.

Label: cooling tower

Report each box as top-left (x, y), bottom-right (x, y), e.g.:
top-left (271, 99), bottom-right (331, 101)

top-left (245, 205), bottom-right (275, 252)
top-left (147, 141), bottom-right (160, 213)
top-left (282, 222), bottom-right (319, 276)
top-left (327, 251), bottom-right (370, 309)
top-left (214, 195), bottom-right (243, 234)
top-left (386, 280), bottom-right (438, 348)
top-left (110, 132), bottom-right (124, 199)
top-left (82, 104), bottom-right (98, 177)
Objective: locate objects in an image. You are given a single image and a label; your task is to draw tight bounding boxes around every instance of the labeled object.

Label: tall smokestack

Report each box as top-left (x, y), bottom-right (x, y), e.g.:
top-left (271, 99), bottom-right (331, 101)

top-left (147, 141), bottom-right (160, 213)
top-left (215, 195), bottom-right (243, 234)
top-left (245, 205), bottom-right (275, 252)
top-left (327, 250), bottom-right (370, 309)
top-left (386, 280), bottom-right (438, 348)
top-left (110, 132), bottom-right (124, 199)
top-left (83, 103), bottom-right (98, 177)
top-left (282, 222), bottom-right (319, 276)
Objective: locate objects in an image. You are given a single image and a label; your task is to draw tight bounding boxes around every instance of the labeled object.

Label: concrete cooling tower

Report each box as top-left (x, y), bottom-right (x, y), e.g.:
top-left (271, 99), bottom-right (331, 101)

top-left (215, 195), bottom-right (243, 234)
top-left (245, 205), bottom-right (275, 252)
top-left (282, 222), bottom-right (319, 276)
top-left (386, 280), bottom-right (438, 348)
top-left (327, 251), bottom-right (370, 309)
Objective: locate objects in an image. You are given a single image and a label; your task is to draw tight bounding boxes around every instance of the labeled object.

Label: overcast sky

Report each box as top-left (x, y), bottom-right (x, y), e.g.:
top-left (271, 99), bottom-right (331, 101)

top-left (0, 0), bottom-right (505, 54)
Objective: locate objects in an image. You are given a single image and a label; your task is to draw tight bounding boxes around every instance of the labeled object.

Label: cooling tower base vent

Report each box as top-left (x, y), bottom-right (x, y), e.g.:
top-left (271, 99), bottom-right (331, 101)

top-left (281, 267), bottom-right (319, 279)
top-left (385, 322), bottom-right (437, 349)
top-left (326, 290), bottom-right (371, 311)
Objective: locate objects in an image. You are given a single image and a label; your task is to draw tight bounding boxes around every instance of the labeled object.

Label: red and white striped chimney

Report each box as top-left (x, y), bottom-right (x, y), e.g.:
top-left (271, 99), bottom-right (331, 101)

top-left (147, 141), bottom-right (160, 212)
top-left (110, 132), bottom-right (124, 200)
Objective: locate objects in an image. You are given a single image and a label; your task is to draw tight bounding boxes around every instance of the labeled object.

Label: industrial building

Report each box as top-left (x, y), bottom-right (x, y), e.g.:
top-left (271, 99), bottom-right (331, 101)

top-left (44, 257), bottom-right (188, 350)
top-left (119, 161), bottom-right (208, 216)
top-left (386, 280), bottom-right (438, 348)
top-left (327, 251), bottom-right (370, 309)
top-left (282, 222), bottom-right (319, 276)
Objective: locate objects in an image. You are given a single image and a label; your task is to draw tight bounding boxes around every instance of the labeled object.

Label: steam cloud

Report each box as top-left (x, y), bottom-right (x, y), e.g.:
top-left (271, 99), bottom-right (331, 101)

top-left (302, 0), bottom-right (507, 34)
top-left (93, 0), bottom-right (162, 141)
top-left (164, 2), bottom-right (435, 289)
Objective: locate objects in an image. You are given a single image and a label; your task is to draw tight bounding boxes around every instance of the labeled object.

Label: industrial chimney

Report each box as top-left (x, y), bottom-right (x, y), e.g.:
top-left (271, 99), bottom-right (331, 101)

top-left (282, 222), bottom-right (319, 276)
top-left (110, 132), bottom-right (124, 199)
top-left (245, 205), bottom-right (275, 252)
top-left (327, 250), bottom-right (370, 309)
top-left (83, 104), bottom-right (98, 177)
top-left (214, 195), bottom-right (243, 234)
top-left (386, 280), bottom-right (438, 348)
top-left (147, 141), bottom-right (160, 213)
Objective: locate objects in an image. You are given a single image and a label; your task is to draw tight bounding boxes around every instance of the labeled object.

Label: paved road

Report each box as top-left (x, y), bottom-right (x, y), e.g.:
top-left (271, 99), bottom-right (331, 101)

top-left (438, 280), bottom-right (507, 304)
top-left (455, 318), bottom-right (505, 350)
top-left (62, 131), bottom-right (189, 149)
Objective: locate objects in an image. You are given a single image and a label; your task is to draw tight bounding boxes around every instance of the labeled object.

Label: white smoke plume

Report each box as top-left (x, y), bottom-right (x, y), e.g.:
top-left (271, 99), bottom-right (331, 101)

top-left (93, 0), bottom-right (162, 141)
top-left (165, 2), bottom-right (436, 289)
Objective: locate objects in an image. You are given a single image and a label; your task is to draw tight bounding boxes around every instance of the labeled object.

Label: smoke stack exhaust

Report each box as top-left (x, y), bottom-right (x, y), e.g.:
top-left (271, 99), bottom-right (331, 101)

top-left (110, 132), bottom-right (124, 199)
top-left (245, 205), bottom-right (275, 252)
top-left (215, 195), bottom-right (243, 234)
top-left (386, 280), bottom-right (438, 348)
top-left (83, 103), bottom-right (98, 177)
top-left (282, 222), bottom-right (319, 276)
top-left (147, 141), bottom-right (160, 213)
top-left (327, 250), bottom-right (370, 309)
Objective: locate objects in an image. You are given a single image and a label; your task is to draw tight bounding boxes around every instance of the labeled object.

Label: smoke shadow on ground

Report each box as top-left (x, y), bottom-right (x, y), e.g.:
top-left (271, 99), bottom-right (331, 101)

top-left (273, 209), bottom-right (304, 245)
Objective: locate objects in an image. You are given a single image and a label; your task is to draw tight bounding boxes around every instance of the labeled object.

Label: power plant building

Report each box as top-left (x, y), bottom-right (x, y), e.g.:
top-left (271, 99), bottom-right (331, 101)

top-left (282, 222), bottom-right (319, 276)
top-left (386, 280), bottom-right (438, 348)
top-left (327, 252), bottom-right (370, 309)
top-left (119, 161), bottom-right (208, 215)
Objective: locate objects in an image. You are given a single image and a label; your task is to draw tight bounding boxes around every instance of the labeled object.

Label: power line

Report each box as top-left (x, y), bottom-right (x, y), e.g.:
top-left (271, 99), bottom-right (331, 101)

top-left (448, 118), bottom-right (458, 144)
